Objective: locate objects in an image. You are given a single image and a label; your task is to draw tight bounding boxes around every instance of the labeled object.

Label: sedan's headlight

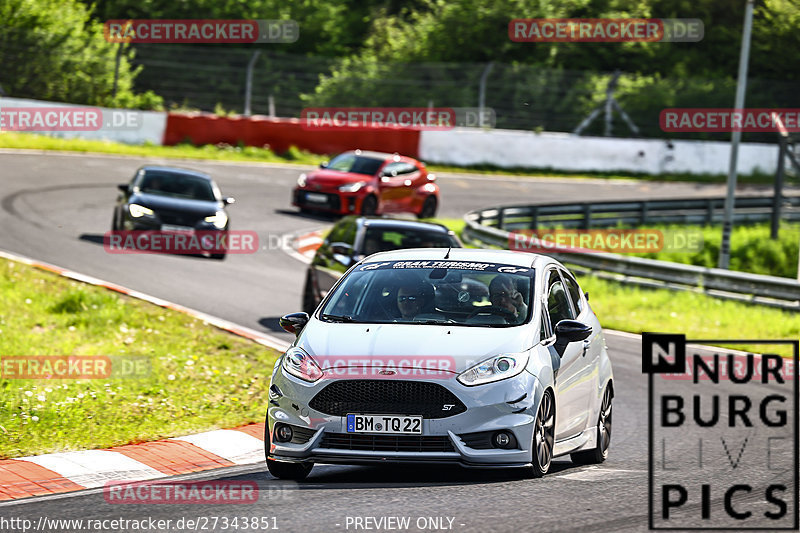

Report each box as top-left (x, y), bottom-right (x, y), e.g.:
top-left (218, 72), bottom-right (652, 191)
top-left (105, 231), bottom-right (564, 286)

top-left (204, 211), bottom-right (228, 229)
top-left (297, 174), bottom-right (307, 187)
top-left (128, 204), bottom-right (154, 218)
top-left (457, 352), bottom-right (529, 386)
top-left (282, 347), bottom-right (323, 383)
top-left (338, 181), bottom-right (367, 192)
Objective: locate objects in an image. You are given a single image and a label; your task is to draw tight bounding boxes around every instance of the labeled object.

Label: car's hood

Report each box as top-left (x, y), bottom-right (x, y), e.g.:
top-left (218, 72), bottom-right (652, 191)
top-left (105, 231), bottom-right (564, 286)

top-left (131, 193), bottom-right (221, 215)
top-left (306, 169), bottom-right (374, 187)
top-left (298, 321), bottom-right (534, 374)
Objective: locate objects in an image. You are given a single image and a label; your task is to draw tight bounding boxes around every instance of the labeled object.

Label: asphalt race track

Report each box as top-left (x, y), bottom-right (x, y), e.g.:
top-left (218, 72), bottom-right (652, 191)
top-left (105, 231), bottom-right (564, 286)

top-left (1, 150), bottom-right (796, 532)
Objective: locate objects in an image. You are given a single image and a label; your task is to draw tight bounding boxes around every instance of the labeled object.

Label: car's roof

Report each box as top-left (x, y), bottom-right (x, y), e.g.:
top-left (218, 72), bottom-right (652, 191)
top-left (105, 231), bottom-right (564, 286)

top-left (345, 150), bottom-right (410, 161)
top-left (353, 217), bottom-right (449, 233)
top-left (362, 247), bottom-right (553, 268)
top-left (139, 165), bottom-right (212, 180)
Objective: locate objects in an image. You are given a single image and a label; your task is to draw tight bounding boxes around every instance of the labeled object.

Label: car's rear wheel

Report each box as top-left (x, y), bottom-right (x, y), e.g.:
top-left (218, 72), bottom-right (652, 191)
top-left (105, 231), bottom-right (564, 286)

top-left (571, 385), bottom-right (612, 465)
top-left (210, 253), bottom-right (226, 260)
top-left (111, 211), bottom-right (119, 231)
top-left (528, 390), bottom-right (555, 478)
top-left (264, 422), bottom-right (313, 480)
top-left (360, 195), bottom-right (378, 216)
top-left (302, 271), bottom-right (318, 315)
top-left (418, 196), bottom-right (437, 219)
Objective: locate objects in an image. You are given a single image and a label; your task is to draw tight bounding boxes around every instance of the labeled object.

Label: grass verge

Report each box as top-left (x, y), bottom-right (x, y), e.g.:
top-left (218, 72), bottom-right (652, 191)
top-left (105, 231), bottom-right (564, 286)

top-left (0, 257), bottom-right (281, 459)
top-left (0, 132), bottom-right (770, 183)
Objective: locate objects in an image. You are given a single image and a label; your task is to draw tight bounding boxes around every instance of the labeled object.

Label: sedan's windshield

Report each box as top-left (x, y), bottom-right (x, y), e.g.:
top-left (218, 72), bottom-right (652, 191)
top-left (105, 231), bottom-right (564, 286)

top-left (327, 154), bottom-right (384, 175)
top-left (320, 260), bottom-right (534, 327)
top-left (137, 172), bottom-right (217, 201)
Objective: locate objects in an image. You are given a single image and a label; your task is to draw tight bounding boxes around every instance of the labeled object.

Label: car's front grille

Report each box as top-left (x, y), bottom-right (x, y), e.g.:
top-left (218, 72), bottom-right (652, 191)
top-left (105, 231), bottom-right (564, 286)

top-left (320, 433), bottom-right (455, 453)
top-left (309, 380), bottom-right (467, 419)
top-left (290, 425), bottom-right (316, 444)
top-left (155, 209), bottom-right (204, 226)
top-left (295, 190), bottom-right (341, 210)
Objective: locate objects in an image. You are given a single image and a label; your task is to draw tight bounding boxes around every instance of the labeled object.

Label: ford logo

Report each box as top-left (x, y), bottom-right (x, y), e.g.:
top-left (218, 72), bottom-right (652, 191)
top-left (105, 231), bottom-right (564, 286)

top-left (378, 369), bottom-right (396, 375)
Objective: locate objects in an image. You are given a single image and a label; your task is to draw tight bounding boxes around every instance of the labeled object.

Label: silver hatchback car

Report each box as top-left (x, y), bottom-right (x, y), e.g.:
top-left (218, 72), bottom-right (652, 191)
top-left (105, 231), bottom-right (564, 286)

top-left (266, 248), bottom-right (614, 479)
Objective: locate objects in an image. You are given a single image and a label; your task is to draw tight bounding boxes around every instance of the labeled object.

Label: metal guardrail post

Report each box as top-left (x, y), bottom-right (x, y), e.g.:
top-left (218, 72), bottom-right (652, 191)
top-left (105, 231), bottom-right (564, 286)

top-left (772, 133), bottom-right (787, 239)
top-left (582, 204), bottom-right (592, 229)
top-left (497, 207), bottom-right (505, 230)
top-left (531, 207), bottom-right (539, 230)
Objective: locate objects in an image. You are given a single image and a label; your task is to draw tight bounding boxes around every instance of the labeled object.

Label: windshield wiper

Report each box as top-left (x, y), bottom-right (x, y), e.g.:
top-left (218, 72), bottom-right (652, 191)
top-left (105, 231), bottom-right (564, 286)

top-left (320, 314), bottom-right (357, 323)
top-left (417, 319), bottom-right (454, 325)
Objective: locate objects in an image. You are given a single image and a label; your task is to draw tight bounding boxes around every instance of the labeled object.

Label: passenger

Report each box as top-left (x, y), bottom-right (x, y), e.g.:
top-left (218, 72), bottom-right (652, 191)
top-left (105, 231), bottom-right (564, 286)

top-left (489, 275), bottom-right (528, 320)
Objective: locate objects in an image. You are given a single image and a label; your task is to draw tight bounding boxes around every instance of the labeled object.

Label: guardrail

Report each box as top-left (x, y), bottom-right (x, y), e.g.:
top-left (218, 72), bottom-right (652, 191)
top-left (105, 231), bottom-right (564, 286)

top-left (463, 196), bottom-right (800, 310)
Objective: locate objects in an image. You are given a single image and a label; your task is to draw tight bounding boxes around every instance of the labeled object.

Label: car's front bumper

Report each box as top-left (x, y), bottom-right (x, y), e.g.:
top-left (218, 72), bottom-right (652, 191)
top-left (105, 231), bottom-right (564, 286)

top-left (292, 188), bottom-right (363, 215)
top-left (266, 368), bottom-right (545, 468)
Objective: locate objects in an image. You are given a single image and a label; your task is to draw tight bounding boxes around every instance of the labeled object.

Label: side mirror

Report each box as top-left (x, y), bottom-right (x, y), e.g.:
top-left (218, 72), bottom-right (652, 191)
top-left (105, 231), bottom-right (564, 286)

top-left (553, 319), bottom-right (592, 357)
top-left (279, 312), bottom-right (309, 336)
top-left (117, 184), bottom-right (129, 193)
top-left (319, 161), bottom-right (329, 169)
top-left (330, 242), bottom-right (353, 256)
top-left (224, 197), bottom-right (236, 205)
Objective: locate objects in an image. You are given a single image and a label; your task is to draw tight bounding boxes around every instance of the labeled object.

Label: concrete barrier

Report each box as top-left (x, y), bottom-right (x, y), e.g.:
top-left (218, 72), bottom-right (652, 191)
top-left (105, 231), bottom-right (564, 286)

top-left (0, 97), bottom-right (167, 145)
top-left (419, 128), bottom-right (778, 175)
top-left (163, 113), bottom-right (421, 157)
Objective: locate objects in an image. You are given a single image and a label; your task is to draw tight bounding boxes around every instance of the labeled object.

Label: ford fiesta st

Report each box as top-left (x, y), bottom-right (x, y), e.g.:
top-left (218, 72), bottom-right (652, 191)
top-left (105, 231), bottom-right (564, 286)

top-left (265, 248), bottom-right (613, 480)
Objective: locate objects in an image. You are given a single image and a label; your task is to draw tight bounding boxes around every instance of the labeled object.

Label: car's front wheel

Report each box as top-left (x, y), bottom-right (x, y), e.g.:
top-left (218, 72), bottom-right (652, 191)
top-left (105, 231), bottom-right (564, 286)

top-left (264, 423), bottom-right (313, 480)
top-left (571, 385), bottom-right (612, 465)
top-left (528, 390), bottom-right (555, 478)
top-left (360, 195), bottom-right (378, 216)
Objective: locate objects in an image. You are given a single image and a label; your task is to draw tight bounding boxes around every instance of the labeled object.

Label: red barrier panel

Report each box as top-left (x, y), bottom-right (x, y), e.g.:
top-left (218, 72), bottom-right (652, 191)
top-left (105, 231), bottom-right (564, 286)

top-left (163, 113), bottom-right (421, 157)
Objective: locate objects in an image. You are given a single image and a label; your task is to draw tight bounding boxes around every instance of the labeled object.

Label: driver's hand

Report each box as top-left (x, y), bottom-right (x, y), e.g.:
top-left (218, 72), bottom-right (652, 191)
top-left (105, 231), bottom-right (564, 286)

top-left (511, 290), bottom-right (524, 311)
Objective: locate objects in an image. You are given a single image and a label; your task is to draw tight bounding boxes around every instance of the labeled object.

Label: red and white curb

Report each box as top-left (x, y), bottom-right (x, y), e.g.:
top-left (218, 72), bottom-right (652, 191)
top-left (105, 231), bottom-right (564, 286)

top-left (0, 249), bottom-right (290, 502)
top-left (285, 229), bottom-right (324, 264)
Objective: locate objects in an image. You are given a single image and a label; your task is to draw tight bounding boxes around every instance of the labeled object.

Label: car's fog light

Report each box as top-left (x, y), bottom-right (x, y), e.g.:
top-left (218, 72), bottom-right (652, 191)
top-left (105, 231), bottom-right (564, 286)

top-left (493, 431), bottom-right (515, 449)
top-left (275, 424), bottom-right (293, 443)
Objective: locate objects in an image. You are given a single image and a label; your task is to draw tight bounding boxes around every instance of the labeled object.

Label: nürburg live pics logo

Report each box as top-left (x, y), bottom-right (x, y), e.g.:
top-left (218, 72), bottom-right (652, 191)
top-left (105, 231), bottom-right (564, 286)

top-left (643, 333), bottom-right (798, 530)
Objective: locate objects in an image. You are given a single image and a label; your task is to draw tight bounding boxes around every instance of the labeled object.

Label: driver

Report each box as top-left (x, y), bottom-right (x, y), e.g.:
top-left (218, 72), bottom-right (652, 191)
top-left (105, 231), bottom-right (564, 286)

top-left (489, 275), bottom-right (528, 320)
top-left (396, 280), bottom-right (432, 320)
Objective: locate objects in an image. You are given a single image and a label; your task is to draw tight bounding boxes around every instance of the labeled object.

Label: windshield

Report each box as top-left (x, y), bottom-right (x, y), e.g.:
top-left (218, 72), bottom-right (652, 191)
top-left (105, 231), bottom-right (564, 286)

top-left (319, 260), bottom-right (534, 327)
top-left (327, 153), bottom-right (384, 175)
top-left (360, 227), bottom-right (457, 255)
top-left (136, 171), bottom-right (217, 201)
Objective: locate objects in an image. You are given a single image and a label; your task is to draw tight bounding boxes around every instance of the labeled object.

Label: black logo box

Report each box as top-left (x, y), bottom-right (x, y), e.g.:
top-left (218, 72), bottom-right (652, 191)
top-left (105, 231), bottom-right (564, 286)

top-left (643, 333), bottom-right (799, 531)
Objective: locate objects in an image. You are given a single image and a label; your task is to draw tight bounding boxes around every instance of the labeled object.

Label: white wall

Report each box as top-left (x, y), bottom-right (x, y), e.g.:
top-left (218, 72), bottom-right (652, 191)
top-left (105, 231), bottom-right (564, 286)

top-left (0, 97), bottom-right (167, 145)
top-left (420, 128), bottom-right (779, 175)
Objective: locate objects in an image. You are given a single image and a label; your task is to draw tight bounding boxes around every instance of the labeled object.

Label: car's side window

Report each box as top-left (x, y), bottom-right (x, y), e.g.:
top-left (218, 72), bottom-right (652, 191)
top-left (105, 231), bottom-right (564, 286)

top-left (395, 162), bottom-right (417, 175)
top-left (547, 270), bottom-right (575, 327)
top-left (562, 271), bottom-right (584, 315)
top-left (381, 162), bottom-right (404, 177)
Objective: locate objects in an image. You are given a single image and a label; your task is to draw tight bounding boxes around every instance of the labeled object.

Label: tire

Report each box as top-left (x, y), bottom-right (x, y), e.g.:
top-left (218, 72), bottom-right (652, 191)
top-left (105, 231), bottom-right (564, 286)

top-left (527, 390), bottom-right (555, 478)
top-left (360, 195), bottom-right (378, 216)
top-left (210, 253), bottom-right (226, 260)
top-left (418, 196), bottom-right (438, 219)
top-left (302, 271), bottom-right (318, 315)
top-left (111, 211), bottom-right (119, 231)
top-left (264, 422), bottom-right (313, 480)
top-left (571, 385), bottom-right (613, 465)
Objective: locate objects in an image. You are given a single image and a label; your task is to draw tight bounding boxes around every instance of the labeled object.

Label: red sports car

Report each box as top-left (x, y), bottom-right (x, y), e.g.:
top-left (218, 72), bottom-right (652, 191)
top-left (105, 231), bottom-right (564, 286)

top-left (292, 150), bottom-right (440, 218)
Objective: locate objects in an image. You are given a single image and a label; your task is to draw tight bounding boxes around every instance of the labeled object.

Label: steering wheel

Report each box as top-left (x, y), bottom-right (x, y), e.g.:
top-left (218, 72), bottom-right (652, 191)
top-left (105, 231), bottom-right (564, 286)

top-left (466, 306), bottom-right (517, 322)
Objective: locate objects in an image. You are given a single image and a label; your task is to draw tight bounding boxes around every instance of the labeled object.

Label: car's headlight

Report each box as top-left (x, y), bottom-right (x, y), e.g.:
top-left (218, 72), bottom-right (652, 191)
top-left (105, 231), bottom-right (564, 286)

top-left (297, 174), bottom-right (307, 187)
top-left (338, 181), bottom-right (367, 192)
top-left (457, 352), bottom-right (529, 386)
top-left (282, 347), bottom-right (323, 383)
top-left (128, 204), bottom-right (154, 218)
top-left (204, 211), bottom-right (228, 229)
